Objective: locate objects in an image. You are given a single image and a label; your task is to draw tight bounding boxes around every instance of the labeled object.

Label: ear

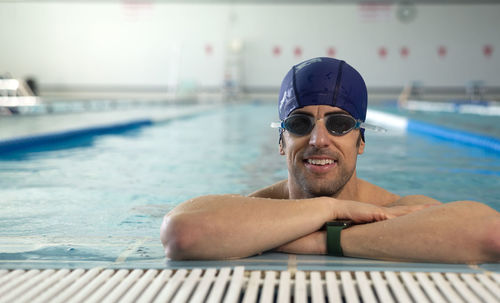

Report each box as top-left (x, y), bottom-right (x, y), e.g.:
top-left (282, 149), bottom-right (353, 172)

top-left (279, 139), bottom-right (285, 155)
top-left (357, 138), bottom-right (365, 155)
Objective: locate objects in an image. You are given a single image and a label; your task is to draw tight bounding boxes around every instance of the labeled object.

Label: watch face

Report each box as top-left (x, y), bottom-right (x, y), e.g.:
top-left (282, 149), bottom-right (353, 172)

top-left (327, 220), bottom-right (353, 228)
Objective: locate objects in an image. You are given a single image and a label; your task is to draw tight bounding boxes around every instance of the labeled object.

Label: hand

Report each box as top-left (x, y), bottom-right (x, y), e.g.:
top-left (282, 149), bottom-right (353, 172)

top-left (329, 199), bottom-right (430, 224)
top-left (275, 201), bottom-right (430, 255)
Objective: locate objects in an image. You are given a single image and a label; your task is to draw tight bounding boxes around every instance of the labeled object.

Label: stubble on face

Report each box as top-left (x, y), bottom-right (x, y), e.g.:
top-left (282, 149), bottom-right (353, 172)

top-left (295, 147), bottom-right (356, 198)
top-left (284, 133), bottom-right (361, 199)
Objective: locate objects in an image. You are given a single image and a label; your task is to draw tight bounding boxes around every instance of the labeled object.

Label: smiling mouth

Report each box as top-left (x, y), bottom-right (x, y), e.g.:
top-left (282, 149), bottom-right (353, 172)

top-left (305, 158), bottom-right (337, 166)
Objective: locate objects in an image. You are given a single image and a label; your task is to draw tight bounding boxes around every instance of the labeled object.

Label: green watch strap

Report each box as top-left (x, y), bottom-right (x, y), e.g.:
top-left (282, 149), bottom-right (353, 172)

top-left (326, 223), bottom-right (348, 256)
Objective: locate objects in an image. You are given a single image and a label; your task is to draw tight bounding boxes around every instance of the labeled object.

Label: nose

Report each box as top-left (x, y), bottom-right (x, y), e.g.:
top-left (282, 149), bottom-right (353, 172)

top-left (308, 119), bottom-right (330, 148)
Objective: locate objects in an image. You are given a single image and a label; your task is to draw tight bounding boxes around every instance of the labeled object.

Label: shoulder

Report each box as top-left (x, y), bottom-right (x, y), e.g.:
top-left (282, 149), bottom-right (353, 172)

top-left (389, 194), bottom-right (441, 206)
top-left (248, 179), bottom-right (289, 199)
top-left (358, 179), bottom-right (441, 206)
top-left (357, 179), bottom-right (401, 206)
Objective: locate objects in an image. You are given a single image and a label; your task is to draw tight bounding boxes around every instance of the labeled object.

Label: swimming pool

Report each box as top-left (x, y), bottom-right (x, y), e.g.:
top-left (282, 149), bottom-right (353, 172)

top-left (0, 101), bottom-right (499, 270)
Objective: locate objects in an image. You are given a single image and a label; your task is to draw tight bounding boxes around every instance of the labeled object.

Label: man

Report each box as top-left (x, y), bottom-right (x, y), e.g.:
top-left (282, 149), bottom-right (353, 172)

top-left (161, 57), bottom-right (500, 263)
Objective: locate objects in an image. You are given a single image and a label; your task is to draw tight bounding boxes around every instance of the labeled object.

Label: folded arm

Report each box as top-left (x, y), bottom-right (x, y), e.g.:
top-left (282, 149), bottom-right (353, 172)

top-left (160, 194), bottom-right (422, 260)
top-left (278, 200), bottom-right (500, 263)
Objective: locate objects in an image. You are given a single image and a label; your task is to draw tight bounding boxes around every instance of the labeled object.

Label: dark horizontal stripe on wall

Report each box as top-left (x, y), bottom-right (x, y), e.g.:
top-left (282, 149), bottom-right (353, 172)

top-left (0, 119), bottom-right (153, 155)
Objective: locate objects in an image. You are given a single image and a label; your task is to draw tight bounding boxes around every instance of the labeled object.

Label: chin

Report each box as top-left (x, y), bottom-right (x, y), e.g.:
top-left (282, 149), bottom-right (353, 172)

top-left (303, 183), bottom-right (342, 198)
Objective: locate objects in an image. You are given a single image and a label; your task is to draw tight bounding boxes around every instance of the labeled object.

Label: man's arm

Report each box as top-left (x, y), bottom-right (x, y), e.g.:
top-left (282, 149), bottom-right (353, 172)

top-left (278, 200), bottom-right (500, 263)
top-left (160, 195), bottom-right (424, 260)
top-left (387, 194), bottom-right (441, 207)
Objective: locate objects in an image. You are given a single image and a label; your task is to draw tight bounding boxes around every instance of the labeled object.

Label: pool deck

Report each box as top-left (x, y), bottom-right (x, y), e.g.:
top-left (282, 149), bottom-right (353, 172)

top-left (1, 235), bottom-right (499, 274)
top-left (0, 103), bottom-right (220, 142)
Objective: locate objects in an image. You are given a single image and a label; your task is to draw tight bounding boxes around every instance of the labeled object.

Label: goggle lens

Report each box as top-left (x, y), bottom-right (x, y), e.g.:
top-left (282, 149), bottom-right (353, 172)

top-left (325, 115), bottom-right (357, 135)
top-left (283, 114), bottom-right (358, 136)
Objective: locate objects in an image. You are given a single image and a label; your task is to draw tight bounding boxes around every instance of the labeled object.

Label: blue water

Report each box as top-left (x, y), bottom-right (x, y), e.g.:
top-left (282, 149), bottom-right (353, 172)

top-left (0, 102), bottom-right (499, 264)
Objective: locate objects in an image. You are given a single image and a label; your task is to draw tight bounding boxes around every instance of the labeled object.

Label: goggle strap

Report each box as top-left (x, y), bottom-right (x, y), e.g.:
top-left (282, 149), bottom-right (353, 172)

top-left (359, 122), bottom-right (387, 133)
top-left (270, 122), bottom-right (282, 129)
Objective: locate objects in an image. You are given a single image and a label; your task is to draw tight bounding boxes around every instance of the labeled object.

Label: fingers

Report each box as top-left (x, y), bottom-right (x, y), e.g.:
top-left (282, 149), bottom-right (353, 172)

top-left (334, 200), bottom-right (392, 223)
top-left (332, 200), bottom-right (433, 224)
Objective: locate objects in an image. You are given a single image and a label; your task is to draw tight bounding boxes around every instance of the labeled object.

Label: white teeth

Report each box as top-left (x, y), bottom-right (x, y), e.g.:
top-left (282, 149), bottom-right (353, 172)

top-left (307, 159), bottom-right (335, 166)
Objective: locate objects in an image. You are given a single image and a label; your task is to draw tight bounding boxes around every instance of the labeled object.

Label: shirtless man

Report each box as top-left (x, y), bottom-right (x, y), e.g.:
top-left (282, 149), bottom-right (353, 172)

top-left (161, 57), bottom-right (500, 263)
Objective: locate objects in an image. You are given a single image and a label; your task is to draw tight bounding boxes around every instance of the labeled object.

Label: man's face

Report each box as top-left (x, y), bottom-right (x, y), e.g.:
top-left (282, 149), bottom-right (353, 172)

top-left (280, 105), bottom-right (365, 198)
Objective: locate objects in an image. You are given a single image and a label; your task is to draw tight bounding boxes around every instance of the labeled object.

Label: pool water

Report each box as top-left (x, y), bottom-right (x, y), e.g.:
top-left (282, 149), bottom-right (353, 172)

top-left (0, 102), bottom-right (499, 266)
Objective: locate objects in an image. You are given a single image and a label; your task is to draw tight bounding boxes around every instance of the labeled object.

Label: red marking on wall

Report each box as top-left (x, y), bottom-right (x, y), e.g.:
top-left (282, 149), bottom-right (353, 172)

top-left (483, 44), bottom-right (493, 58)
top-left (205, 44), bottom-right (213, 56)
top-left (358, 2), bottom-right (392, 23)
top-left (378, 47), bottom-right (387, 59)
top-left (121, 0), bottom-right (153, 19)
top-left (294, 46), bottom-right (303, 58)
top-left (400, 46), bottom-right (409, 58)
top-left (438, 46), bottom-right (447, 58)
top-left (327, 47), bottom-right (336, 58)
top-left (273, 46), bottom-right (282, 57)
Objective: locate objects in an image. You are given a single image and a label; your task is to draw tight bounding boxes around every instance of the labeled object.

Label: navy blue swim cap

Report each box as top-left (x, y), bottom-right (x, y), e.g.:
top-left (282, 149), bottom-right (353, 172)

top-left (278, 57), bottom-right (368, 140)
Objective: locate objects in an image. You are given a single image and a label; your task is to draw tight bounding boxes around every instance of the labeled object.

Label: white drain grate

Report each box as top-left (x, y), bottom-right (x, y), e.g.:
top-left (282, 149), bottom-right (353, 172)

top-left (0, 267), bottom-right (499, 303)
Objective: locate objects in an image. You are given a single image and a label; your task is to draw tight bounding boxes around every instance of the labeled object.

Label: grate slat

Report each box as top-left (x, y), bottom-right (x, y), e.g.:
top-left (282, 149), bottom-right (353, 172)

top-left (310, 271), bottom-right (325, 303)
top-left (206, 267), bottom-right (231, 303)
top-left (415, 272), bottom-right (446, 303)
top-left (476, 274), bottom-right (500, 301)
top-left (461, 273), bottom-right (498, 303)
top-left (370, 271), bottom-right (394, 303)
top-left (223, 266), bottom-right (245, 303)
top-left (384, 271), bottom-right (412, 303)
top-left (190, 268), bottom-right (216, 303)
top-left (294, 271), bottom-right (307, 303)
top-left (241, 270), bottom-right (260, 303)
top-left (0, 269), bottom-right (39, 298)
top-left (0, 267), bottom-right (498, 303)
top-left (429, 272), bottom-right (465, 303)
top-left (325, 271), bottom-right (342, 303)
top-left (340, 271), bottom-right (359, 303)
top-left (492, 273), bottom-right (500, 284)
top-left (103, 269), bottom-right (143, 303)
top-left (401, 271), bottom-right (430, 303)
top-left (52, 268), bottom-right (102, 303)
top-left (260, 270), bottom-right (277, 303)
top-left (120, 269), bottom-right (158, 303)
top-left (171, 268), bottom-right (202, 303)
top-left (17, 269), bottom-right (70, 303)
top-left (0, 269), bottom-right (55, 303)
top-left (32, 269), bottom-right (85, 303)
top-left (356, 271), bottom-right (377, 303)
top-left (445, 273), bottom-right (481, 303)
top-left (136, 269), bottom-right (172, 303)
top-left (276, 271), bottom-right (290, 303)
top-left (153, 268), bottom-right (187, 303)
top-left (85, 269), bottom-right (128, 303)
top-left (0, 269), bottom-right (25, 290)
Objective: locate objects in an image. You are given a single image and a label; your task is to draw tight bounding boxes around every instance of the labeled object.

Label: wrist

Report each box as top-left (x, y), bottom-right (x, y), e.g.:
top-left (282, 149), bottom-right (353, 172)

top-left (320, 196), bottom-right (341, 221)
top-left (326, 220), bottom-right (353, 256)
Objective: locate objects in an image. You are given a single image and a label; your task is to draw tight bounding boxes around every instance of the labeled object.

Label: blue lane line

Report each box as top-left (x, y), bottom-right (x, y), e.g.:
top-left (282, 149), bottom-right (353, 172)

top-left (0, 119), bottom-right (153, 155)
top-left (407, 120), bottom-right (500, 152)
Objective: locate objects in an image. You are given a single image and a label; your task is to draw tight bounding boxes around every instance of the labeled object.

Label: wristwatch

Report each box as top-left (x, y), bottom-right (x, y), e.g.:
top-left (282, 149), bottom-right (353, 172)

top-left (326, 220), bottom-right (353, 256)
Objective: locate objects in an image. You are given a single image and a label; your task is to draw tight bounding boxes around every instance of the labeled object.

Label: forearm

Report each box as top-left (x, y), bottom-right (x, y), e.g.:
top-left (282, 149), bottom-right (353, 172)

top-left (161, 195), bottom-right (332, 260)
top-left (342, 201), bottom-right (500, 263)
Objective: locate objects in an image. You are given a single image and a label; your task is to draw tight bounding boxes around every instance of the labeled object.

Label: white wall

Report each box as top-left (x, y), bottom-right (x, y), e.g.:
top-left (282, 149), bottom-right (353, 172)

top-left (0, 2), bottom-right (499, 91)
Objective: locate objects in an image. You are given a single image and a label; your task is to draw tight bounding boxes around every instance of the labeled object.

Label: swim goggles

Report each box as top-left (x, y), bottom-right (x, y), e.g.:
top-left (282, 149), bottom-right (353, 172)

top-left (270, 113), bottom-right (386, 136)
